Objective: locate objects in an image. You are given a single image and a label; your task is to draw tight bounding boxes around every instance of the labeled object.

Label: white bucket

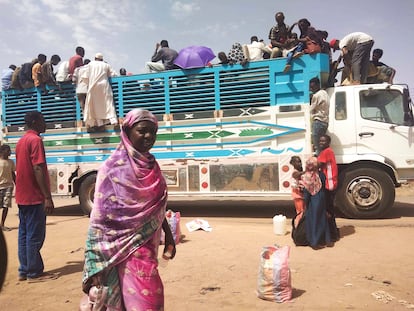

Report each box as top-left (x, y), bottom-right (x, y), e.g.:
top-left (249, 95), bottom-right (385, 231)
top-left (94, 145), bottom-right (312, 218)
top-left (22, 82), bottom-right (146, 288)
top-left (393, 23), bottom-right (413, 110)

top-left (273, 214), bottom-right (287, 235)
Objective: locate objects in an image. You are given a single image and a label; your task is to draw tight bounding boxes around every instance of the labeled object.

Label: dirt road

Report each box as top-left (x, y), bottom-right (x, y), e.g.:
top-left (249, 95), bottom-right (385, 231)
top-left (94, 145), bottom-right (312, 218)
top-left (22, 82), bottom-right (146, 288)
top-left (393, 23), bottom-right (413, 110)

top-left (0, 184), bottom-right (413, 310)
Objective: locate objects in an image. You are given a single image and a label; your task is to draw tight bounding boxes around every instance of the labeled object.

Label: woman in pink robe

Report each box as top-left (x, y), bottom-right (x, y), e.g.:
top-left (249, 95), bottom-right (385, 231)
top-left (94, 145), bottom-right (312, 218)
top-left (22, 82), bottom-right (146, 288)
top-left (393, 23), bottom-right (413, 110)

top-left (82, 109), bottom-right (176, 310)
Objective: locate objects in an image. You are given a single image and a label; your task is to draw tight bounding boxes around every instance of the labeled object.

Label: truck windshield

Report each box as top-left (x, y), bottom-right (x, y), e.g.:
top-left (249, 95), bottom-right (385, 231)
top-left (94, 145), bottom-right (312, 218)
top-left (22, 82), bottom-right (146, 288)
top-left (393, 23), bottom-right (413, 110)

top-left (359, 89), bottom-right (406, 125)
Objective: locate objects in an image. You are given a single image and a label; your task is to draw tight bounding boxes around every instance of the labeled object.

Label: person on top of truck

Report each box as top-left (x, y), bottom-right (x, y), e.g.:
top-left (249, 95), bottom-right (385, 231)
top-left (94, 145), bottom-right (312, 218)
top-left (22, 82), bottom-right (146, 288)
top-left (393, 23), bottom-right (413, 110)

top-left (69, 46), bottom-right (85, 79)
top-left (19, 58), bottom-right (38, 89)
top-left (32, 54), bottom-right (46, 90)
top-left (368, 48), bottom-right (396, 84)
top-left (145, 40), bottom-right (179, 73)
top-left (330, 32), bottom-right (374, 85)
top-left (227, 42), bottom-right (245, 65)
top-left (242, 35), bottom-right (269, 63)
top-left (83, 53), bottom-right (118, 131)
top-left (73, 58), bottom-right (91, 114)
top-left (268, 11), bottom-right (291, 58)
top-left (1, 64), bottom-right (16, 91)
top-left (41, 54), bottom-right (61, 87)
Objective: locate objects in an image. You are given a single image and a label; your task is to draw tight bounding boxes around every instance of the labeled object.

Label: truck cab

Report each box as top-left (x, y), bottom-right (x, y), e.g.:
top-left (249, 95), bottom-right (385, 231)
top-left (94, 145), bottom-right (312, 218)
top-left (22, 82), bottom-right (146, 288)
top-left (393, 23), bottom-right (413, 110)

top-left (327, 83), bottom-right (414, 218)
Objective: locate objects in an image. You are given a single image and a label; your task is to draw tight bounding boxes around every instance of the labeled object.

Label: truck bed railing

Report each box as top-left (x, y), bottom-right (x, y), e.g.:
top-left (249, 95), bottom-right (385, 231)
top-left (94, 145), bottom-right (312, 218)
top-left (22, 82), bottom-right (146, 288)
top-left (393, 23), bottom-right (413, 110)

top-left (2, 54), bottom-right (329, 129)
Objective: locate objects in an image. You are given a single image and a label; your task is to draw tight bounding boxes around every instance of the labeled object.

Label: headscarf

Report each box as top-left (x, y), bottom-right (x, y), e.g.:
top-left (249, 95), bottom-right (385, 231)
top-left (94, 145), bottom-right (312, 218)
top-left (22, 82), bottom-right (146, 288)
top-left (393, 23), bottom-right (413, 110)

top-left (83, 109), bottom-right (166, 307)
top-left (300, 156), bottom-right (322, 195)
top-left (228, 42), bottom-right (245, 64)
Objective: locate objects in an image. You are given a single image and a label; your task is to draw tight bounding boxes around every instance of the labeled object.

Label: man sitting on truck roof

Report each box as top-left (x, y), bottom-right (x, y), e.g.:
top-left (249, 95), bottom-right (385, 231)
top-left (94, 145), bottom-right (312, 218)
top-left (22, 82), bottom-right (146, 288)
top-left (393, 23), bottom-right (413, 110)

top-left (242, 36), bottom-right (269, 63)
top-left (145, 40), bottom-right (178, 73)
top-left (268, 12), bottom-right (291, 59)
top-left (368, 48), bottom-right (396, 84)
top-left (227, 42), bottom-right (246, 65)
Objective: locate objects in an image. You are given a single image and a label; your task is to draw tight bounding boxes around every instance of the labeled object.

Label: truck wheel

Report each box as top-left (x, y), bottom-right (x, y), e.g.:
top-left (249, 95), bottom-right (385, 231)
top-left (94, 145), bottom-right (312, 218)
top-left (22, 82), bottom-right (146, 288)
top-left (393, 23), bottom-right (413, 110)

top-left (336, 167), bottom-right (395, 219)
top-left (79, 174), bottom-right (96, 216)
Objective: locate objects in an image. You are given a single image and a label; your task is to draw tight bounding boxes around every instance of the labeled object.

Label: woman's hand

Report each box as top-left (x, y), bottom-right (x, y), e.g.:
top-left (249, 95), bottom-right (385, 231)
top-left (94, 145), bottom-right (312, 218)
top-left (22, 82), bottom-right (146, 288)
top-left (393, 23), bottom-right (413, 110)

top-left (82, 271), bottom-right (104, 294)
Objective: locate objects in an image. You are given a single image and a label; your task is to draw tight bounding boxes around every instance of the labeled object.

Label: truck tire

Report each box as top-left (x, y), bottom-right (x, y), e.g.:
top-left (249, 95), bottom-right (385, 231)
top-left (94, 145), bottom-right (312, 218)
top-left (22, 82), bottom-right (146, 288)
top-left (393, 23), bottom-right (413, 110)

top-left (336, 167), bottom-right (395, 219)
top-left (79, 174), bottom-right (96, 216)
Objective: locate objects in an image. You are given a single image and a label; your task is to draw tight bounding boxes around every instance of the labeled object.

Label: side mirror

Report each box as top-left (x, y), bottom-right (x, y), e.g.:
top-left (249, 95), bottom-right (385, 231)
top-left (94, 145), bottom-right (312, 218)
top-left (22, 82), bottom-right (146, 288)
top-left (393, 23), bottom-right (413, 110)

top-left (403, 87), bottom-right (414, 126)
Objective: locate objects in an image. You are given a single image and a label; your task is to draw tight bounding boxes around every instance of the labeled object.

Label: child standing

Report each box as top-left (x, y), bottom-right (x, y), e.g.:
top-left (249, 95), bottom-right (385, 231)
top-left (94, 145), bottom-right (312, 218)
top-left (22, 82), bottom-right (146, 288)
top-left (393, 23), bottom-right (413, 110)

top-left (317, 135), bottom-right (339, 241)
top-left (289, 156), bottom-right (305, 227)
top-left (0, 145), bottom-right (16, 231)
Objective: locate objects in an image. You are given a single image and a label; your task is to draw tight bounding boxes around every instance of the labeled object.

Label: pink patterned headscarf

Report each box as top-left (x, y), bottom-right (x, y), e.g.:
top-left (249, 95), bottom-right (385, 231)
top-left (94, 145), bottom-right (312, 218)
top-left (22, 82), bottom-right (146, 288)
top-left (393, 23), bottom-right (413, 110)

top-left (300, 156), bottom-right (322, 195)
top-left (83, 109), bottom-right (167, 307)
top-left (122, 108), bottom-right (158, 131)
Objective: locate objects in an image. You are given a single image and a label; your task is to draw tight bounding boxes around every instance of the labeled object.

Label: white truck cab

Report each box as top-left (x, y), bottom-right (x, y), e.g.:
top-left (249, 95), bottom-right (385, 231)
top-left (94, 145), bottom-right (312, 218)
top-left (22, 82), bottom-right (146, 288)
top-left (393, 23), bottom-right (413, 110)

top-left (327, 83), bottom-right (414, 218)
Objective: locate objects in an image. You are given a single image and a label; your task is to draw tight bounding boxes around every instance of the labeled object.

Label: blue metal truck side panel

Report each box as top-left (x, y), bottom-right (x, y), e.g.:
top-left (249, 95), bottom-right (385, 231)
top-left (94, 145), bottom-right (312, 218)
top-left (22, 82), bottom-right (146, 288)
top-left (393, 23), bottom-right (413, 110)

top-left (2, 54), bottom-right (329, 127)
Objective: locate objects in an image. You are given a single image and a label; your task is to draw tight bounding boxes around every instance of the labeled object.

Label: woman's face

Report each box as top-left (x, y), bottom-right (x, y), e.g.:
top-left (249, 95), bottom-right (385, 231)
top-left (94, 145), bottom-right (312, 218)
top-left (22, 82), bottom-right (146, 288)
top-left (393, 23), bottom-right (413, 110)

top-left (127, 120), bottom-right (157, 153)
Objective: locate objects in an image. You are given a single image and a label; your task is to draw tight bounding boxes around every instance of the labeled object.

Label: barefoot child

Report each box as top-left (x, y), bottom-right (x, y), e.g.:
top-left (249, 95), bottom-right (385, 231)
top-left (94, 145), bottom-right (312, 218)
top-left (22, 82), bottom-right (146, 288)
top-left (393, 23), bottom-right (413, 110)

top-left (0, 145), bottom-right (16, 231)
top-left (289, 156), bottom-right (305, 227)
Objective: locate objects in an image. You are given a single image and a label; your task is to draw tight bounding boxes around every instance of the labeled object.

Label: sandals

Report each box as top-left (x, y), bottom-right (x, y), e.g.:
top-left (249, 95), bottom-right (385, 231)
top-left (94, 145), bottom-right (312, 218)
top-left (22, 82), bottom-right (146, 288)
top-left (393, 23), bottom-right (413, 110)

top-left (27, 272), bottom-right (60, 283)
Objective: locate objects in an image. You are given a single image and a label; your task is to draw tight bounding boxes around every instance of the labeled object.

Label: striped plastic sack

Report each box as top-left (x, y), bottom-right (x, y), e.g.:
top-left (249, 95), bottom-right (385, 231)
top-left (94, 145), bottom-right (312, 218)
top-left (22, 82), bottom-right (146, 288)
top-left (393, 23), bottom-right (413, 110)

top-left (257, 245), bottom-right (292, 303)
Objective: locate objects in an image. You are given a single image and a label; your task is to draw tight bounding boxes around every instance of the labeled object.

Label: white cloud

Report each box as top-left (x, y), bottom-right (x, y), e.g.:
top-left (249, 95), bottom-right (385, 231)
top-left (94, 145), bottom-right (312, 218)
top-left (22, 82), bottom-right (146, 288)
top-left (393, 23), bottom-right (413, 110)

top-left (48, 11), bottom-right (73, 27)
top-left (170, 1), bottom-right (200, 19)
top-left (35, 29), bottom-right (59, 44)
top-left (14, 0), bottom-right (42, 17)
top-left (41, 0), bottom-right (68, 11)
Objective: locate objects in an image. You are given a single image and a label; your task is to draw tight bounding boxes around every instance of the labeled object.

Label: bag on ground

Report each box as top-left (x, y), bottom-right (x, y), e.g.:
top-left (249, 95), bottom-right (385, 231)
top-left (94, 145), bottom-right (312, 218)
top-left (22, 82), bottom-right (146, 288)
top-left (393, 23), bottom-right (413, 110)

top-left (256, 245), bottom-right (292, 303)
top-left (160, 209), bottom-right (181, 245)
top-left (291, 213), bottom-right (309, 246)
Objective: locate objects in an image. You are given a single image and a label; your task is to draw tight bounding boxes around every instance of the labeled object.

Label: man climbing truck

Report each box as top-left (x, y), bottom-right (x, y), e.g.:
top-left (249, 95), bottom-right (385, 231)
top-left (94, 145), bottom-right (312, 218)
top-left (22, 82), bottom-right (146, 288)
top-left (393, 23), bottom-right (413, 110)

top-left (2, 53), bottom-right (413, 218)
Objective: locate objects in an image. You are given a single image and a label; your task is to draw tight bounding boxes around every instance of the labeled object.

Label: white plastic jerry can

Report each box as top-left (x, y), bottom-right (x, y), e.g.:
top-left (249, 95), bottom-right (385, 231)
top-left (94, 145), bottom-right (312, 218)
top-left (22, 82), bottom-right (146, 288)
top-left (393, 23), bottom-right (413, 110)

top-left (273, 214), bottom-right (287, 235)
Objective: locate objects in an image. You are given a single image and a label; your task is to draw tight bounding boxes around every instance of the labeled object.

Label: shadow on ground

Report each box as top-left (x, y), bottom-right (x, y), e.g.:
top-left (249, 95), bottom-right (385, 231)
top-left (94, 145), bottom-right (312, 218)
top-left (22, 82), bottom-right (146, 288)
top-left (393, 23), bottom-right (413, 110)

top-left (168, 199), bottom-right (414, 220)
top-left (48, 260), bottom-right (84, 278)
top-left (53, 204), bottom-right (87, 217)
top-left (50, 198), bottom-right (414, 220)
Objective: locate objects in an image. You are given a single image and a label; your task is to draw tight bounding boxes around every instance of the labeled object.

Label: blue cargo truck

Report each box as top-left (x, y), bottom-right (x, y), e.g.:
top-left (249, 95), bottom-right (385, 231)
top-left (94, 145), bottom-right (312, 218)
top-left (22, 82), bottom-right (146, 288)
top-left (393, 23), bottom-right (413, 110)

top-left (2, 53), bottom-right (413, 218)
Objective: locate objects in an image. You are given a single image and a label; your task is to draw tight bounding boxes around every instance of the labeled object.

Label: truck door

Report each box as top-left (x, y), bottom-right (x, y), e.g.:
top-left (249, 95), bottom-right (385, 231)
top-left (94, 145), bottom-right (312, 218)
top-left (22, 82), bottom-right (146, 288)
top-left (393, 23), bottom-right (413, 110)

top-left (328, 89), bottom-right (358, 155)
top-left (355, 87), bottom-right (414, 177)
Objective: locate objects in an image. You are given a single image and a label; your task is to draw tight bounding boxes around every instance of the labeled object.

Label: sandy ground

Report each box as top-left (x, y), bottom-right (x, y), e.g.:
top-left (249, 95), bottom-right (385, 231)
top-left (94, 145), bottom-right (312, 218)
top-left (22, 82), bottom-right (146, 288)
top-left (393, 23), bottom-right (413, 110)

top-left (0, 183), bottom-right (413, 311)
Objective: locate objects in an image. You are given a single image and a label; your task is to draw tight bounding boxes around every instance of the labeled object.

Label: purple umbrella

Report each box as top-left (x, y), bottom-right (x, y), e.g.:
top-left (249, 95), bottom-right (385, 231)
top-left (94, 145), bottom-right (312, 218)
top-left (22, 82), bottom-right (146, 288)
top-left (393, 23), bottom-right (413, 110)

top-left (174, 46), bottom-right (216, 69)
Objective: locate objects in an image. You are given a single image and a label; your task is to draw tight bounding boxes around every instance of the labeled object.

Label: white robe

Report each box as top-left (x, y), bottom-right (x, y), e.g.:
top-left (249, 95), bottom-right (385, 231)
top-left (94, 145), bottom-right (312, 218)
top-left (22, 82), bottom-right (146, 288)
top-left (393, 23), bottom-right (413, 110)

top-left (84, 60), bottom-right (118, 127)
top-left (74, 65), bottom-right (89, 94)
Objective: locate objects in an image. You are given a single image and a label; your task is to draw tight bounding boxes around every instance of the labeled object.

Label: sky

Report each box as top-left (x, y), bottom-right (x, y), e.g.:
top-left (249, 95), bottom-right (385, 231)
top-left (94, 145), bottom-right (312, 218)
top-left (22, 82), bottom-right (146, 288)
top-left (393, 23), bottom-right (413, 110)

top-left (1, 0), bottom-right (413, 90)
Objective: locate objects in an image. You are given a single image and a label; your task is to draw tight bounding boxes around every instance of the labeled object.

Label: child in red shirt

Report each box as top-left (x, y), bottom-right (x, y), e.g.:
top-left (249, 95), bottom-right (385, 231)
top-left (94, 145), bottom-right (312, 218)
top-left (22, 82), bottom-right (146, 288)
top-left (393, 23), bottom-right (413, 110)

top-left (318, 135), bottom-right (339, 241)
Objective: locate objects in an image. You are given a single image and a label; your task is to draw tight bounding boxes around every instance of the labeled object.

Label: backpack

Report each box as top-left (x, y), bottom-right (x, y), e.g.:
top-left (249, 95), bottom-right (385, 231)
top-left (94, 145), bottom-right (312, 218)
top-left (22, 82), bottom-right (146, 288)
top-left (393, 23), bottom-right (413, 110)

top-left (291, 213), bottom-right (309, 246)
